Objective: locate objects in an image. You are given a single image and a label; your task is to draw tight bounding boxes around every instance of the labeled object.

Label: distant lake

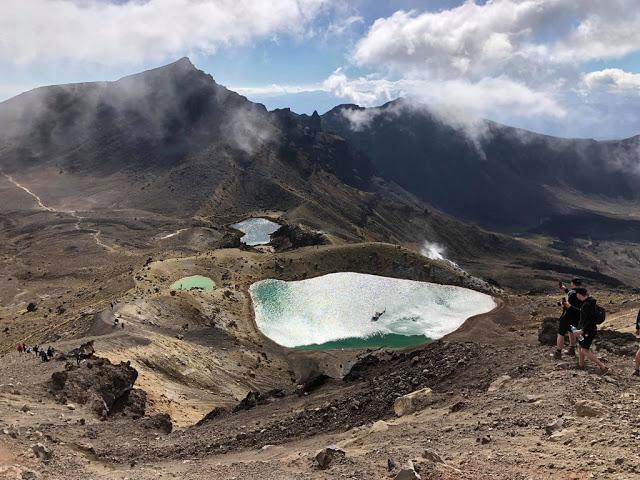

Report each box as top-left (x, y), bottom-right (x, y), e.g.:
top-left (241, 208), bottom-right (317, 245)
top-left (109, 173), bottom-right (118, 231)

top-left (231, 218), bottom-right (280, 246)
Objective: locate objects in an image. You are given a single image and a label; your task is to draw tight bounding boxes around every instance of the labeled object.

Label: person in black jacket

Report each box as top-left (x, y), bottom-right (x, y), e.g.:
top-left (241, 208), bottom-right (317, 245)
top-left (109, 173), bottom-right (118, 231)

top-left (554, 278), bottom-right (583, 359)
top-left (573, 288), bottom-right (608, 374)
top-left (633, 309), bottom-right (640, 376)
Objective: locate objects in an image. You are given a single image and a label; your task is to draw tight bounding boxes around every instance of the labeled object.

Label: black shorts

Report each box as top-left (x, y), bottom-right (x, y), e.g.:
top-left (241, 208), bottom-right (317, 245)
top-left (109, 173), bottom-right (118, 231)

top-left (579, 332), bottom-right (596, 350)
top-left (558, 313), bottom-right (579, 335)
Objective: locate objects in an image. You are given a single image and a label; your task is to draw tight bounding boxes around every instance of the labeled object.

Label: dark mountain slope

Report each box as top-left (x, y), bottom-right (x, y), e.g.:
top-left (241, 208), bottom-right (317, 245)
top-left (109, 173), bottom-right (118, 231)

top-left (0, 58), bottom-right (532, 266)
top-left (322, 100), bottom-right (640, 232)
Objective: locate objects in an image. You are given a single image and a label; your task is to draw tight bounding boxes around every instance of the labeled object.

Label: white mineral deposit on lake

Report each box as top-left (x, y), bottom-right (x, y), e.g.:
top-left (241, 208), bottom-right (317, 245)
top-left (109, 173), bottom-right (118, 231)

top-left (250, 272), bottom-right (496, 349)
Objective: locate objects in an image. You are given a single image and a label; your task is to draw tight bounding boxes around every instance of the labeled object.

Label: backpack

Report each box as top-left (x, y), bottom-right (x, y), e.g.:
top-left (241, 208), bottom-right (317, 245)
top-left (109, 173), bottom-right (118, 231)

top-left (595, 305), bottom-right (606, 325)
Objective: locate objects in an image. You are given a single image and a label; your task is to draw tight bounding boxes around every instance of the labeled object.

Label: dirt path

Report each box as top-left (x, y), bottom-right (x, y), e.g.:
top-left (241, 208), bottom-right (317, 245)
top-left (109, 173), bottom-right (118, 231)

top-left (1, 170), bottom-right (54, 212)
top-left (1, 170), bottom-right (117, 253)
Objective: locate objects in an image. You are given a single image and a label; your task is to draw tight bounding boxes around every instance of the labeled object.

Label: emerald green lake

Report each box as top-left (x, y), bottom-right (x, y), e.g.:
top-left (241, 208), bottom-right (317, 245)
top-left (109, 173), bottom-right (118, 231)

top-left (250, 273), bottom-right (496, 351)
top-left (298, 333), bottom-right (430, 350)
top-left (170, 275), bottom-right (215, 291)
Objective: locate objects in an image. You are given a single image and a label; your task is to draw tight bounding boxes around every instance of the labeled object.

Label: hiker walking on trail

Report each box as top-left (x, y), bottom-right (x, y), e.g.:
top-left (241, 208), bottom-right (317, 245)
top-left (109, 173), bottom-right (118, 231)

top-left (573, 288), bottom-right (608, 374)
top-left (47, 346), bottom-right (54, 358)
top-left (554, 278), bottom-right (583, 359)
top-left (16, 343), bottom-right (23, 353)
top-left (633, 309), bottom-right (640, 377)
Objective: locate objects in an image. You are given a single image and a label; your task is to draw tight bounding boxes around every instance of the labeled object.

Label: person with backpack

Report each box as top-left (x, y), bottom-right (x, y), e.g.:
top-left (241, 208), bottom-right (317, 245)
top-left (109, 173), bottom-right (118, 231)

top-left (554, 278), bottom-right (584, 359)
top-left (633, 309), bottom-right (640, 377)
top-left (573, 287), bottom-right (608, 374)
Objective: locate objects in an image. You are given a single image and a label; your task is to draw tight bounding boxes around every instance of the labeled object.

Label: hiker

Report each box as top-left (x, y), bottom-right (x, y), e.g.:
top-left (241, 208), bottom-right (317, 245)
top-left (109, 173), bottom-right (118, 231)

top-left (554, 278), bottom-right (583, 359)
top-left (573, 287), bottom-right (608, 374)
top-left (33, 344), bottom-right (39, 356)
top-left (39, 349), bottom-right (49, 362)
top-left (22, 343), bottom-right (27, 352)
top-left (73, 350), bottom-right (81, 366)
top-left (633, 309), bottom-right (640, 376)
top-left (113, 317), bottom-right (119, 328)
top-left (16, 343), bottom-right (23, 353)
top-left (47, 346), bottom-right (54, 358)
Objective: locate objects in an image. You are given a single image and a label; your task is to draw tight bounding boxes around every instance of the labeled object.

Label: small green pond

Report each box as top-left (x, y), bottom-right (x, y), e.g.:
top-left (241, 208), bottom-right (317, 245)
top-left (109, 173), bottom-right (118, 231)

top-left (170, 275), bottom-right (215, 291)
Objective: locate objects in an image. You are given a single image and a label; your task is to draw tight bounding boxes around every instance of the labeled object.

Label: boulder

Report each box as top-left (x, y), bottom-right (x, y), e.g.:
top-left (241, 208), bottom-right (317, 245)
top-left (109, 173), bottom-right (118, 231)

top-left (487, 375), bottom-right (512, 392)
top-left (393, 387), bottom-right (433, 416)
top-left (233, 391), bottom-right (268, 412)
top-left (50, 357), bottom-right (143, 418)
top-left (31, 443), bottom-right (51, 462)
top-left (422, 448), bottom-right (445, 464)
top-left (576, 400), bottom-right (606, 417)
top-left (196, 407), bottom-right (227, 426)
top-left (394, 468), bottom-right (421, 480)
top-left (142, 413), bottom-right (173, 434)
top-left (545, 418), bottom-right (564, 435)
top-left (315, 446), bottom-right (345, 470)
top-left (26, 302), bottom-right (37, 313)
top-left (538, 317), bottom-right (558, 345)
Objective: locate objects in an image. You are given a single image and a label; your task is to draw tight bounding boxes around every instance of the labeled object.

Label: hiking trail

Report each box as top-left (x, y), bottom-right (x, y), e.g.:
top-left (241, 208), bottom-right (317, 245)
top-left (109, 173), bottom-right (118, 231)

top-left (1, 171), bottom-right (116, 253)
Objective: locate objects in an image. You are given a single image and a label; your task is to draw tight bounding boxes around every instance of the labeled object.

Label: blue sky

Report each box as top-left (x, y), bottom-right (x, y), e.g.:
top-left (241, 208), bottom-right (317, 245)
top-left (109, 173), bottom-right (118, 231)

top-left (2, 0), bottom-right (640, 139)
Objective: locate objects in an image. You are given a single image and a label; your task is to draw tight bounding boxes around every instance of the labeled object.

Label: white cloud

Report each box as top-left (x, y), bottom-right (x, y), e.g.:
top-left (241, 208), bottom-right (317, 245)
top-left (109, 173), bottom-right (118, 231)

top-left (0, 0), bottom-right (332, 66)
top-left (232, 83), bottom-right (325, 97)
top-left (323, 70), bottom-right (566, 120)
top-left (333, 0), bottom-right (640, 137)
top-left (352, 1), bottom-right (640, 81)
top-left (583, 69), bottom-right (640, 93)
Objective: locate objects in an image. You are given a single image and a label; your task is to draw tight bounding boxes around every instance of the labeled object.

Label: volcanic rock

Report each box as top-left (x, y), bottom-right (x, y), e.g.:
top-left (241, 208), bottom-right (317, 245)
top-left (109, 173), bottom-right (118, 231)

top-left (393, 387), bottom-right (433, 416)
top-left (31, 443), bottom-right (51, 462)
top-left (422, 448), bottom-right (445, 464)
top-left (232, 391), bottom-right (267, 412)
top-left (50, 357), bottom-right (142, 418)
top-left (143, 413), bottom-right (173, 434)
top-left (538, 317), bottom-right (558, 345)
top-left (576, 400), bottom-right (606, 417)
top-left (545, 418), bottom-right (564, 435)
top-left (270, 224), bottom-right (327, 251)
top-left (394, 468), bottom-right (421, 480)
top-left (315, 446), bottom-right (345, 470)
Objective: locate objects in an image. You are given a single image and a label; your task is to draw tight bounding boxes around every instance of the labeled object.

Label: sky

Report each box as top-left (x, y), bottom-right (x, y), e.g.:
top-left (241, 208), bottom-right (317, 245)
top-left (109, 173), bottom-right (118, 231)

top-left (1, 0), bottom-right (640, 139)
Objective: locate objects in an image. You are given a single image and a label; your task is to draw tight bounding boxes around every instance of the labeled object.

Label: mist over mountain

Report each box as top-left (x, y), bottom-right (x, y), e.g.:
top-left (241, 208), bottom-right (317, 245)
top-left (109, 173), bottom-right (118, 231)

top-left (322, 100), bottom-right (640, 232)
top-left (1, 58), bottom-right (639, 252)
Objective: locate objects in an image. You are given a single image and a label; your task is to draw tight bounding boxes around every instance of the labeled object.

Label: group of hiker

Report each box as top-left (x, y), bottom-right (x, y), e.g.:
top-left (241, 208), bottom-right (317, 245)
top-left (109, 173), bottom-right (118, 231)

top-left (554, 278), bottom-right (640, 375)
top-left (16, 342), bottom-right (55, 362)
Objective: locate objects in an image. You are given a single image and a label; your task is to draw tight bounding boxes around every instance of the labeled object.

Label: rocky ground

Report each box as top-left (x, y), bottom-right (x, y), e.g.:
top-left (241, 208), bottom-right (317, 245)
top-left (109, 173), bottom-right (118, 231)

top-left (2, 200), bottom-right (640, 479)
top-left (2, 294), bottom-right (640, 479)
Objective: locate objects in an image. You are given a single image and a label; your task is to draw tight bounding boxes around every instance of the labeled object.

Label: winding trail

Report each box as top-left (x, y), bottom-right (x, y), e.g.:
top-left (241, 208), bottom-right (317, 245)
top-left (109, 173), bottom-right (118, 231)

top-left (1, 171), bottom-right (54, 212)
top-left (1, 170), bottom-right (116, 253)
